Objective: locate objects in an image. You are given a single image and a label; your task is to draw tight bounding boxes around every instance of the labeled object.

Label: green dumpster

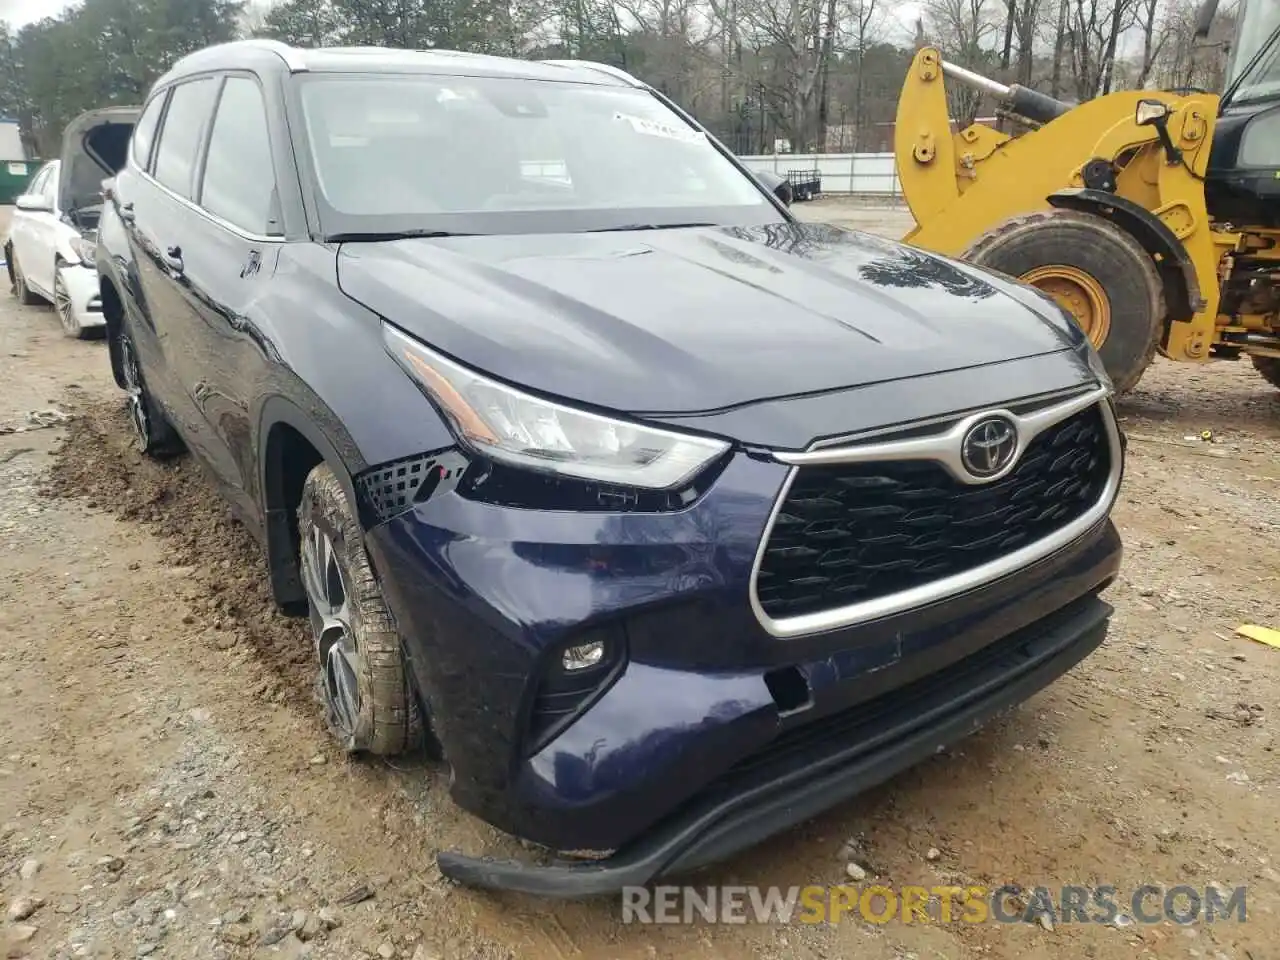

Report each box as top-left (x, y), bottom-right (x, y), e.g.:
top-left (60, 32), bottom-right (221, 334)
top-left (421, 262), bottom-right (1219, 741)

top-left (0, 116), bottom-right (34, 205)
top-left (0, 158), bottom-right (37, 205)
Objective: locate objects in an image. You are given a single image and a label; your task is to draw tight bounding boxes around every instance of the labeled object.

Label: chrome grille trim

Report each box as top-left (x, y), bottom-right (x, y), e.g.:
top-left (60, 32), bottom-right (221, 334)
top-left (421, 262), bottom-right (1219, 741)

top-left (749, 385), bottom-right (1121, 639)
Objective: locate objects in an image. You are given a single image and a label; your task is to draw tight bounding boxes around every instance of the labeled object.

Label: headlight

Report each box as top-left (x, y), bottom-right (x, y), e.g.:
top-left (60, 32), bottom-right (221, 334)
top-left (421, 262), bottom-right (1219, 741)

top-left (69, 234), bottom-right (96, 267)
top-left (384, 324), bottom-right (730, 489)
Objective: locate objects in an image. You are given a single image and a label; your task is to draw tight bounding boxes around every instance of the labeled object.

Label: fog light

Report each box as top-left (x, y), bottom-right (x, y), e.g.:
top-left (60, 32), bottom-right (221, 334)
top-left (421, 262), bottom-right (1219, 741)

top-left (562, 641), bottom-right (605, 671)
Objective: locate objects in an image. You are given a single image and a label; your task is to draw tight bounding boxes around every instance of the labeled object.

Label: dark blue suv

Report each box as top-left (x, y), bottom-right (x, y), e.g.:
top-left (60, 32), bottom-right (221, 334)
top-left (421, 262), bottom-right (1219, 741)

top-left (95, 40), bottom-right (1124, 896)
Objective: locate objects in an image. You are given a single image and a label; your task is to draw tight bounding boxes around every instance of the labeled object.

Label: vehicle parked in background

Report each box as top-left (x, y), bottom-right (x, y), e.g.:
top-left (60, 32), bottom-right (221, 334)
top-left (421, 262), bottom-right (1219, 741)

top-left (95, 39), bottom-right (1124, 898)
top-left (786, 166), bottom-right (821, 201)
top-left (4, 107), bottom-right (138, 339)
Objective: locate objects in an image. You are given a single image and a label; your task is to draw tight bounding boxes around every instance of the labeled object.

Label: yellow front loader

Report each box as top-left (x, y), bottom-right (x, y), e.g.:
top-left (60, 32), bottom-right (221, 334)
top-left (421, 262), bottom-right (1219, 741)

top-left (893, 8), bottom-right (1280, 395)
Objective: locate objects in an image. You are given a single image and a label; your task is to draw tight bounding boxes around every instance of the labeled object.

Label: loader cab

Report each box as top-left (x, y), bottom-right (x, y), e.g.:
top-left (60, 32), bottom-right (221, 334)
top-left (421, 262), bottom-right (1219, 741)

top-left (1205, 0), bottom-right (1280, 225)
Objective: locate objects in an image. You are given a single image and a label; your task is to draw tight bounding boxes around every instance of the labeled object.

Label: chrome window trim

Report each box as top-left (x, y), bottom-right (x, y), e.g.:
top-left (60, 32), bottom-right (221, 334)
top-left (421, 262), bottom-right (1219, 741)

top-left (749, 385), bottom-right (1121, 639)
top-left (127, 74), bottom-right (286, 244)
top-left (136, 166), bottom-right (287, 245)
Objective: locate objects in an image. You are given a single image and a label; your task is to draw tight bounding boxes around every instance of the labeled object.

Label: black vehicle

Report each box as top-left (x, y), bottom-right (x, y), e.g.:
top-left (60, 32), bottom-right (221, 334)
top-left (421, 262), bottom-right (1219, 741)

top-left (95, 39), bottom-right (1124, 897)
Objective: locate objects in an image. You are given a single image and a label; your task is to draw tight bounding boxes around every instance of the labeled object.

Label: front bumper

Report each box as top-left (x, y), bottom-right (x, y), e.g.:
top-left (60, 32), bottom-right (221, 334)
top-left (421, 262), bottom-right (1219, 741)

top-left (363, 423), bottom-right (1122, 865)
top-left (437, 586), bottom-right (1113, 896)
top-left (58, 262), bottom-right (105, 328)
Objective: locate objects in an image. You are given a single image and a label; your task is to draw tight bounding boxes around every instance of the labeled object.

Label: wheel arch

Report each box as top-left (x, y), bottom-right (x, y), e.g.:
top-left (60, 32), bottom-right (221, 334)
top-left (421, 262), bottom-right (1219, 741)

top-left (257, 396), bottom-right (361, 611)
top-left (1047, 188), bottom-right (1201, 323)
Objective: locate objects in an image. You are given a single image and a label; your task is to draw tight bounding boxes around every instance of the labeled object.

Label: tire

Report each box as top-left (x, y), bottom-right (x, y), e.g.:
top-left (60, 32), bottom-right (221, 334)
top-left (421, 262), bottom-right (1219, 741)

top-left (117, 325), bottom-right (183, 458)
top-left (966, 209), bottom-right (1164, 394)
top-left (53, 263), bottom-right (95, 339)
top-left (298, 462), bottom-right (430, 757)
top-left (1252, 354), bottom-right (1280, 391)
top-left (12, 250), bottom-right (44, 306)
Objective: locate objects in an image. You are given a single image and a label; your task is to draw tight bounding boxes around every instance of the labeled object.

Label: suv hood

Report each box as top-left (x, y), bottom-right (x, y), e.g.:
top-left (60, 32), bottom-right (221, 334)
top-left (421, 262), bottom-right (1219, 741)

top-left (337, 221), bottom-right (1085, 415)
top-left (59, 106), bottom-right (139, 219)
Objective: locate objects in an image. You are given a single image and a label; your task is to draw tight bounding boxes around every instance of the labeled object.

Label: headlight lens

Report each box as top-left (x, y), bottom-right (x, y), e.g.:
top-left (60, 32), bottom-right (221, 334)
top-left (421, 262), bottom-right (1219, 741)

top-left (384, 324), bottom-right (730, 489)
top-left (69, 233), bottom-right (96, 267)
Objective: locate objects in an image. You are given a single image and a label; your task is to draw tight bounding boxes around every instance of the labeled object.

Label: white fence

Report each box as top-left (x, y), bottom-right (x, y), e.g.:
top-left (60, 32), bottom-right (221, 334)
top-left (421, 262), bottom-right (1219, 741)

top-left (738, 152), bottom-right (901, 197)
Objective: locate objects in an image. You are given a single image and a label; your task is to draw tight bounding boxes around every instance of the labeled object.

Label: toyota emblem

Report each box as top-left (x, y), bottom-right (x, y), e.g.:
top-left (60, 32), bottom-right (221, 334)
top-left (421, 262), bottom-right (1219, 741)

top-left (961, 416), bottom-right (1019, 479)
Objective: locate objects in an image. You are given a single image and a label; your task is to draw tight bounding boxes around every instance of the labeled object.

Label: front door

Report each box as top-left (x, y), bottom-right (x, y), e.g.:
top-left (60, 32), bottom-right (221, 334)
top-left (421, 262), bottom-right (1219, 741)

top-left (11, 162), bottom-right (58, 296)
top-left (169, 72), bottom-right (285, 518)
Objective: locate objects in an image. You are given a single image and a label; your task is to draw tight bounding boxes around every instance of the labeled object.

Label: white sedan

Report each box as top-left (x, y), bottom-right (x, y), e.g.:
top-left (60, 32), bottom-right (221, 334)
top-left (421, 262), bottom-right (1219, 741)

top-left (5, 158), bottom-right (103, 338)
top-left (4, 107), bottom-right (138, 339)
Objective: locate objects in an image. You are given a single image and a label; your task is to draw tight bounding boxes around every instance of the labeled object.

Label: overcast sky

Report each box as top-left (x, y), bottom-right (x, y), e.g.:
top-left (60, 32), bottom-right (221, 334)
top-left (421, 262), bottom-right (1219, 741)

top-left (1, 0), bottom-right (74, 27)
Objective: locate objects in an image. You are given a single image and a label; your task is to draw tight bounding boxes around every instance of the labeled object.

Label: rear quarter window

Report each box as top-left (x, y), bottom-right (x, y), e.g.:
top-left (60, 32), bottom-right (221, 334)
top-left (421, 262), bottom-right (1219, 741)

top-left (131, 92), bottom-right (167, 172)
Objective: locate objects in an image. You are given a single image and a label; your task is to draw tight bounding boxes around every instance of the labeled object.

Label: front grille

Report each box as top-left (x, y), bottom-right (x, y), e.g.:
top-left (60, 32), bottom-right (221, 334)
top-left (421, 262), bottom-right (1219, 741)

top-left (755, 404), bottom-right (1110, 621)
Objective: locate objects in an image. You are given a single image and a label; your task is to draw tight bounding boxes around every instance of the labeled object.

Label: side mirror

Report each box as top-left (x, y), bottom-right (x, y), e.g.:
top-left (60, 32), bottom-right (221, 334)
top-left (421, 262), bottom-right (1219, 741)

top-left (1135, 99), bottom-right (1171, 126)
top-left (755, 170), bottom-right (793, 207)
top-left (15, 193), bottom-right (52, 213)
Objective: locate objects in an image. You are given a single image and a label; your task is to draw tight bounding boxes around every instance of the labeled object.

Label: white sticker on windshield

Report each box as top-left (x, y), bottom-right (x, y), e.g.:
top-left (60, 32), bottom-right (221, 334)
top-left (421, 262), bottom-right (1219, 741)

top-left (613, 112), bottom-right (706, 143)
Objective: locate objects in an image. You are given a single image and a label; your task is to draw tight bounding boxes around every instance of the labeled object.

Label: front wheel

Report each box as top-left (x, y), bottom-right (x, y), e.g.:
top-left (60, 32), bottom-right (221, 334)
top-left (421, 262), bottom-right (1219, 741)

top-left (966, 210), bottom-right (1164, 394)
top-left (53, 264), bottom-right (96, 339)
top-left (298, 462), bottom-right (432, 757)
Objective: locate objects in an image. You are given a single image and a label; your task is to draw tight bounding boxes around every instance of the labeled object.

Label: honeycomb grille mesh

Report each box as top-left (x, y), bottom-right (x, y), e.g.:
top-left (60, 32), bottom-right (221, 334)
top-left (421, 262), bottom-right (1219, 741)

top-left (755, 404), bottom-right (1110, 620)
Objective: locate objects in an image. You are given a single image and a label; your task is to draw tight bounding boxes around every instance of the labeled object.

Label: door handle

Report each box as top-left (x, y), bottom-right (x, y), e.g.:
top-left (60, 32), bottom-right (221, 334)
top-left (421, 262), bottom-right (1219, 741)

top-left (119, 201), bottom-right (135, 224)
top-left (163, 245), bottom-right (184, 274)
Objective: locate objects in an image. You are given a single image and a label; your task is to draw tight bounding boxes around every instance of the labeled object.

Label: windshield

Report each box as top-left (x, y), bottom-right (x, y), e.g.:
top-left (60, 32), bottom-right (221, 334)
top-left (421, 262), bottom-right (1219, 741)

top-left (294, 73), bottom-right (781, 237)
top-left (1226, 0), bottom-right (1280, 102)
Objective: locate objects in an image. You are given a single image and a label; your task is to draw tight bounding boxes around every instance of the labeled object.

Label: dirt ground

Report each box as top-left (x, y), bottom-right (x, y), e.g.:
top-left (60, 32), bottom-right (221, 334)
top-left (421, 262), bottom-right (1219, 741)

top-left (2, 200), bottom-right (1279, 960)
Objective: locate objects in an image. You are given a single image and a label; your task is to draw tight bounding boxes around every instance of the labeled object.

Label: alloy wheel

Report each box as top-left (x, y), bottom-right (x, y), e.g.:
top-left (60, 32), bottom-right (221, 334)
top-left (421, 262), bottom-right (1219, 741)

top-left (53, 269), bottom-right (77, 336)
top-left (118, 334), bottom-right (152, 451)
top-left (300, 522), bottom-right (362, 741)
top-left (13, 257), bottom-right (27, 301)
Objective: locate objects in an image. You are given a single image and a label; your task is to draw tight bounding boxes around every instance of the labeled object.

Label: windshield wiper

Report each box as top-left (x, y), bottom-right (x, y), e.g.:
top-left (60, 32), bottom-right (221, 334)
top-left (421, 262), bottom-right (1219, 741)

top-left (328, 229), bottom-right (479, 242)
top-left (584, 222), bottom-right (718, 233)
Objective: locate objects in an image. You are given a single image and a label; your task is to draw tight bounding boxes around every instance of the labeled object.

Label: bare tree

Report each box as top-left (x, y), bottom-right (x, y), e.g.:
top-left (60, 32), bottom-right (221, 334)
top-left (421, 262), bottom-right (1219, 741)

top-left (923, 0), bottom-right (1002, 124)
top-left (1149, 0), bottom-right (1238, 90)
top-left (1132, 0), bottom-right (1174, 86)
top-left (735, 0), bottom-right (836, 150)
top-left (845, 0), bottom-right (884, 148)
top-left (1062, 0), bottom-right (1137, 100)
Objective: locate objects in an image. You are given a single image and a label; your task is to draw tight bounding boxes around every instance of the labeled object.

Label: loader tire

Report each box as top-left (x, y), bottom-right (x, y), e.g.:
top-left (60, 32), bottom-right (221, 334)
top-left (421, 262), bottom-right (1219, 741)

top-left (966, 210), bottom-right (1164, 394)
top-left (1252, 355), bottom-right (1280, 391)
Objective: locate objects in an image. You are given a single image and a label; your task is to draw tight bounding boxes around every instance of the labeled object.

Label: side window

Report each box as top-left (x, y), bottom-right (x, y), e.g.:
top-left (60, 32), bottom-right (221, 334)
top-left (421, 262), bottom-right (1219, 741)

top-left (40, 162), bottom-right (58, 204)
top-left (199, 76), bottom-right (279, 235)
top-left (131, 92), bottom-right (168, 171)
top-left (152, 77), bottom-right (219, 199)
top-left (25, 165), bottom-right (51, 198)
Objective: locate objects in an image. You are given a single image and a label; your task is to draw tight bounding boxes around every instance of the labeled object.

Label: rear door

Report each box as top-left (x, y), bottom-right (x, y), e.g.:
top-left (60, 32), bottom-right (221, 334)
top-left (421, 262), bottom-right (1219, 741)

top-left (29, 162), bottom-right (62, 293)
top-left (127, 75), bottom-right (223, 451)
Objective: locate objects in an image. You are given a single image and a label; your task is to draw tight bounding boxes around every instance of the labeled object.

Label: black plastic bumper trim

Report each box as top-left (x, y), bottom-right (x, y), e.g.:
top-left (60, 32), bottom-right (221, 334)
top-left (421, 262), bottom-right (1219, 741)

top-left (436, 594), bottom-right (1112, 897)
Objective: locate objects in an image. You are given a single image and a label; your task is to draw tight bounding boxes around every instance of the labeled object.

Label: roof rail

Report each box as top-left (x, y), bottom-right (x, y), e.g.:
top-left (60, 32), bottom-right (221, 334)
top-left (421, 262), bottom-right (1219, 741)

top-left (227, 38), bottom-right (310, 72)
top-left (540, 59), bottom-right (645, 87)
